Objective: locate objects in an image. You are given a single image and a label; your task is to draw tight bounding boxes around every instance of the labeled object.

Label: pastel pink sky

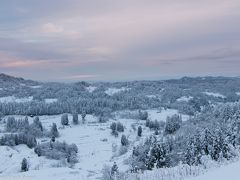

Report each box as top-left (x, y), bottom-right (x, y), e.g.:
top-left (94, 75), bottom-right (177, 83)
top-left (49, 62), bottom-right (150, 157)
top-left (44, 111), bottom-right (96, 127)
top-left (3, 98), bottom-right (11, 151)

top-left (0, 0), bottom-right (240, 81)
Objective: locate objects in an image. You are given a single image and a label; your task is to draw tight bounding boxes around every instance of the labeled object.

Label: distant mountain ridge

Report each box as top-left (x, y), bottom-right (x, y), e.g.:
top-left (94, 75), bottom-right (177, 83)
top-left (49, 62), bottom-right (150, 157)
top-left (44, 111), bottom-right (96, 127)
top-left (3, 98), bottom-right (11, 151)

top-left (0, 73), bottom-right (39, 86)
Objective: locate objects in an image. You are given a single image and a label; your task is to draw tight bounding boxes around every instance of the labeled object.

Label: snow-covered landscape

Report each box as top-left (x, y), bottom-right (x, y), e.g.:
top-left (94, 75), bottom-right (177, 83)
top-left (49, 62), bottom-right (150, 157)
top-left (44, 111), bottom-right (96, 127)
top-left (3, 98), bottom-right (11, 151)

top-left (1, 0), bottom-right (240, 179)
top-left (0, 74), bottom-right (240, 180)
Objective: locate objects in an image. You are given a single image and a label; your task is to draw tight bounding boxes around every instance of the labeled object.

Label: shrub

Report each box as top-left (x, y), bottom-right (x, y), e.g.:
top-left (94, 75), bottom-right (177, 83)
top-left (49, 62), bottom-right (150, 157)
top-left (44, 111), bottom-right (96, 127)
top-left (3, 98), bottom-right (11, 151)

top-left (139, 110), bottom-right (148, 120)
top-left (34, 141), bottom-right (78, 164)
top-left (110, 122), bottom-right (117, 132)
top-left (121, 135), bottom-right (129, 146)
top-left (116, 122), bottom-right (124, 132)
top-left (99, 115), bottom-right (108, 123)
top-left (61, 113), bottom-right (69, 126)
top-left (118, 145), bottom-right (128, 156)
top-left (148, 120), bottom-right (160, 130)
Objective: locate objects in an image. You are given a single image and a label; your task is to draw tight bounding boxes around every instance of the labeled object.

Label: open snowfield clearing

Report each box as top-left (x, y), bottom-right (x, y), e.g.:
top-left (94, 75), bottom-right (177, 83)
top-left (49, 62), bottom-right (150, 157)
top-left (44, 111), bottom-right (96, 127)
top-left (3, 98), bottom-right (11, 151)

top-left (177, 96), bottom-right (193, 102)
top-left (44, 98), bottom-right (58, 104)
top-left (147, 109), bottom-right (190, 122)
top-left (30, 85), bottom-right (42, 89)
top-left (203, 92), bottom-right (225, 98)
top-left (105, 87), bottom-right (130, 96)
top-left (0, 113), bottom-right (154, 180)
top-left (85, 86), bottom-right (97, 93)
top-left (0, 96), bottom-right (33, 103)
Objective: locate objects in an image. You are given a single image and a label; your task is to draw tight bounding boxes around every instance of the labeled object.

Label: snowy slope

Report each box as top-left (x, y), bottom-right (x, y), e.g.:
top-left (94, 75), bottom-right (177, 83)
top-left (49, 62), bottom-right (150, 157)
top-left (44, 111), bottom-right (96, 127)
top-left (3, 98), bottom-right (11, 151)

top-left (0, 113), bottom-right (153, 180)
top-left (188, 160), bottom-right (240, 180)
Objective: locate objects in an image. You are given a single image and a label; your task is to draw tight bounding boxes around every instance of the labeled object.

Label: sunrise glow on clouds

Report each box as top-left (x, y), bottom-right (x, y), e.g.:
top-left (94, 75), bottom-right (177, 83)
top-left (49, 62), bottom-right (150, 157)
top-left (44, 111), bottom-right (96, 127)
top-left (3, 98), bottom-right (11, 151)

top-left (0, 0), bottom-right (240, 81)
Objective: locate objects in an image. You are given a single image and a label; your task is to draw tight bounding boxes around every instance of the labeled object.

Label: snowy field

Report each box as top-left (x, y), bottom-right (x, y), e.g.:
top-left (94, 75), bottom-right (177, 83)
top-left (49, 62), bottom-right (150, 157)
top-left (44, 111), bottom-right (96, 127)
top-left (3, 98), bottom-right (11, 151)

top-left (0, 96), bottom-right (33, 103)
top-left (105, 87), bottom-right (130, 96)
top-left (1, 109), bottom-right (185, 180)
top-left (203, 92), bottom-right (226, 98)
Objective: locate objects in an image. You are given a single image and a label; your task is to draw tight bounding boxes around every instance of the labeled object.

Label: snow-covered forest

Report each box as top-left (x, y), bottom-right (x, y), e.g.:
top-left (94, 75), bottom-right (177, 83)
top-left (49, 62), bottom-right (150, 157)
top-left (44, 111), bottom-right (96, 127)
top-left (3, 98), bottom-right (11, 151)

top-left (0, 73), bottom-right (240, 179)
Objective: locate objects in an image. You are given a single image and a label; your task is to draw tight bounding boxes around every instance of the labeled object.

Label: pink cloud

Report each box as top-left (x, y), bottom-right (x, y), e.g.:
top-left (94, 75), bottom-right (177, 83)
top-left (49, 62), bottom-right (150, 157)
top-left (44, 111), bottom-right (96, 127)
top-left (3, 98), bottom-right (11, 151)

top-left (0, 52), bottom-right (47, 68)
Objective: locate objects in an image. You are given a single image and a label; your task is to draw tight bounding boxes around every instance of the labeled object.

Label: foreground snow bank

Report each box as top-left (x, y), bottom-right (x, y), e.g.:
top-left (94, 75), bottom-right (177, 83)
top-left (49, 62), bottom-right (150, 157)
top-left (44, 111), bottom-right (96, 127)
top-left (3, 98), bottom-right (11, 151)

top-left (188, 159), bottom-right (240, 180)
top-left (125, 157), bottom-right (240, 180)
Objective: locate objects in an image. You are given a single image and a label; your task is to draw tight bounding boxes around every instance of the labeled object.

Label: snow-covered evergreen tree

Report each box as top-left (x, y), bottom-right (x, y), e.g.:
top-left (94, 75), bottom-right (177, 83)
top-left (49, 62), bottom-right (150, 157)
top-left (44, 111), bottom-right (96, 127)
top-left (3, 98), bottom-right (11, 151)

top-left (121, 135), bottom-right (128, 146)
top-left (110, 162), bottom-right (119, 180)
top-left (21, 158), bottom-right (29, 172)
top-left (72, 113), bottom-right (79, 125)
top-left (81, 111), bottom-right (86, 123)
top-left (50, 123), bottom-right (59, 138)
top-left (137, 126), bottom-right (142, 137)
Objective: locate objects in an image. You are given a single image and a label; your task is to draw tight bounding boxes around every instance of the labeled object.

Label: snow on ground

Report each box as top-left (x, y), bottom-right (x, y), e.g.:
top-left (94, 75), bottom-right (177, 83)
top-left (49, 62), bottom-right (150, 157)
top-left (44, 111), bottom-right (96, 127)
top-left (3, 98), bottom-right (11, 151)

top-left (30, 85), bottom-right (42, 89)
top-left (85, 86), bottom-right (97, 93)
top-left (188, 159), bottom-right (240, 180)
top-left (147, 109), bottom-right (190, 122)
top-left (236, 92), bottom-right (240, 96)
top-left (0, 88), bottom-right (3, 90)
top-left (0, 145), bottom-right (59, 175)
top-left (146, 95), bottom-right (157, 98)
top-left (0, 96), bottom-right (33, 103)
top-left (203, 92), bottom-right (226, 98)
top-left (0, 113), bottom-right (153, 180)
top-left (105, 87), bottom-right (130, 96)
top-left (44, 98), bottom-right (58, 104)
top-left (0, 108), bottom-right (189, 180)
top-left (177, 96), bottom-right (193, 102)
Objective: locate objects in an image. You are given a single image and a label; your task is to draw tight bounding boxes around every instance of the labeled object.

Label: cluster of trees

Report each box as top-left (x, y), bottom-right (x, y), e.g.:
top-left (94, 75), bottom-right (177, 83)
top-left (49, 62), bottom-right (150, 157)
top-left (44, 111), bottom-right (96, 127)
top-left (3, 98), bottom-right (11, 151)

top-left (110, 122), bottom-right (124, 137)
top-left (185, 128), bottom-right (233, 166)
top-left (6, 116), bottom-right (45, 137)
top-left (130, 102), bottom-right (240, 173)
top-left (2, 116), bottom-right (62, 149)
top-left (0, 133), bottom-right (37, 148)
top-left (34, 141), bottom-right (78, 164)
top-left (146, 119), bottom-right (162, 131)
top-left (164, 114), bottom-right (182, 134)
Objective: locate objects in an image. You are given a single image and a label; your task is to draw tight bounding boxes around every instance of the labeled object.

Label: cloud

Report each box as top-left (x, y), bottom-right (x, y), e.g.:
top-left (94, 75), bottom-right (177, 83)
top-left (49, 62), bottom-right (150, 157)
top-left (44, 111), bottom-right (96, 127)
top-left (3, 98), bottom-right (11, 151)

top-left (0, 0), bottom-right (240, 81)
top-left (42, 23), bottom-right (63, 33)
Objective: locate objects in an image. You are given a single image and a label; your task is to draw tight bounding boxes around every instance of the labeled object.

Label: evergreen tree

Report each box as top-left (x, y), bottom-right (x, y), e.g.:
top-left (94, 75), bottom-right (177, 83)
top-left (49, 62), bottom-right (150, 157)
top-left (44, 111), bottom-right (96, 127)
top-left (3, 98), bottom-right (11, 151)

top-left (21, 158), bottom-right (29, 172)
top-left (72, 113), bottom-right (79, 125)
top-left (110, 162), bottom-right (119, 180)
top-left (33, 116), bottom-right (43, 131)
top-left (150, 143), bottom-right (170, 168)
top-left (137, 126), bottom-right (142, 137)
top-left (121, 134), bottom-right (128, 146)
top-left (50, 123), bottom-right (59, 138)
top-left (110, 122), bottom-right (117, 132)
top-left (81, 111), bottom-right (86, 123)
